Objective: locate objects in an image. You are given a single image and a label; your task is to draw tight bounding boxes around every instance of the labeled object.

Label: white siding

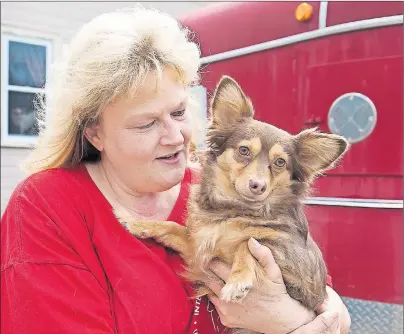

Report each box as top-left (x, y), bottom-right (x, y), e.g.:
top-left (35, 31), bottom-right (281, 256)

top-left (1, 0), bottom-right (212, 214)
top-left (1, 147), bottom-right (28, 213)
top-left (1, 1), bottom-right (211, 44)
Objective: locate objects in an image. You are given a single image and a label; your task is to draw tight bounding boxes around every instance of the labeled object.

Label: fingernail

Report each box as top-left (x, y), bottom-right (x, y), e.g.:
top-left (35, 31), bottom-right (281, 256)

top-left (249, 237), bottom-right (260, 247)
top-left (209, 259), bottom-right (218, 269)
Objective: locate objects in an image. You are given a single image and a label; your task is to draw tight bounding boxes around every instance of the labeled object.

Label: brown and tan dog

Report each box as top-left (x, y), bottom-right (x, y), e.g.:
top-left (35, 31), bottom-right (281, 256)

top-left (115, 76), bottom-right (349, 317)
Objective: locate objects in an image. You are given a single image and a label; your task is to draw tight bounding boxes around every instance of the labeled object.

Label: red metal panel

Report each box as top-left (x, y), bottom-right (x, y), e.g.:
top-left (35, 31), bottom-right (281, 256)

top-left (303, 28), bottom-right (403, 177)
top-left (180, 2), bottom-right (320, 57)
top-left (327, 1), bottom-right (404, 26)
top-left (307, 205), bottom-right (403, 304)
top-left (311, 176), bottom-right (402, 200)
top-left (200, 26), bottom-right (403, 186)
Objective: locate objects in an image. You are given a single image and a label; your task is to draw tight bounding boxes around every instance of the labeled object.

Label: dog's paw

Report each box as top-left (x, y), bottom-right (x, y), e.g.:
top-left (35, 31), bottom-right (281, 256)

top-left (220, 279), bottom-right (253, 303)
top-left (126, 221), bottom-right (153, 239)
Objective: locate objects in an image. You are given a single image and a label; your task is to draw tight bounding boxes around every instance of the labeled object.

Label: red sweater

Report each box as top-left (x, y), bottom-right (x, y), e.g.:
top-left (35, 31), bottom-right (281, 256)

top-left (1, 165), bottom-right (225, 334)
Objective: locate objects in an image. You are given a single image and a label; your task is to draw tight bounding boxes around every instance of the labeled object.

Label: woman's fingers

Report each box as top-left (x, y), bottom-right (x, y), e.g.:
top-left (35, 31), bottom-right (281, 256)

top-left (208, 294), bottom-right (221, 307)
top-left (204, 277), bottom-right (225, 296)
top-left (209, 260), bottom-right (231, 281)
top-left (316, 300), bottom-right (329, 314)
top-left (247, 238), bottom-right (283, 283)
top-left (205, 260), bottom-right (231, 296)
top-left (293, 311), bottom-right (340, 334)
top-left (208, 295), bottom-right (237, 329)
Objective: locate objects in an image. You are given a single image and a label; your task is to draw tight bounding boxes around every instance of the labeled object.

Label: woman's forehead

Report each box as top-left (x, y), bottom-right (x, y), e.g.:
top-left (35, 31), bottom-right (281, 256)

top-left (104, 70), bottom-right (188, 120)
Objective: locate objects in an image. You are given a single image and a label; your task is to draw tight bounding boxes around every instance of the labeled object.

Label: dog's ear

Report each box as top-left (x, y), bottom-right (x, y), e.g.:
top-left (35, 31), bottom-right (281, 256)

top-left (210, 76), bottom-right (254, 127)
top-left (293, 128), bottom-right (349, 181)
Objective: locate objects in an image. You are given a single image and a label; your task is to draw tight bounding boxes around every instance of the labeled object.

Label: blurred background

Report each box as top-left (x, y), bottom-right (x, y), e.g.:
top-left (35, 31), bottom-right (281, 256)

top-left (1, 1), bottom-right (403, 333)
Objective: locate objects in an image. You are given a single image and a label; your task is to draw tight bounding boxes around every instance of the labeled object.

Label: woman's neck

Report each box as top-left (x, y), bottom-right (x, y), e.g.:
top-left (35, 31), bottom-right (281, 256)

top-left (85, 161), bottom-right (179, 220)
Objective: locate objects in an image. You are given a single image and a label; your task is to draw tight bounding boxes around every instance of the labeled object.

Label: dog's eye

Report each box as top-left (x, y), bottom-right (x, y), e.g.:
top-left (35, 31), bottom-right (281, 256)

top-left (274, 157), bottom-right (286, 167)
top-left (239, 146), bottom-right (250, 156)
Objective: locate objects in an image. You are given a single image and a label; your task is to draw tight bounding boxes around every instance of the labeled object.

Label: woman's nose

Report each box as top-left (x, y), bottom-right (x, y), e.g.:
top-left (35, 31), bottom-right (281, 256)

top-left (160, 120), bottom-right (184, 147)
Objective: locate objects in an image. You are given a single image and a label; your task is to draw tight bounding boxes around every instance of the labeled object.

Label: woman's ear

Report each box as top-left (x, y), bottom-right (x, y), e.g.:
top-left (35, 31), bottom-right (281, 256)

top-left (84, 123), bottom-right (104, 152)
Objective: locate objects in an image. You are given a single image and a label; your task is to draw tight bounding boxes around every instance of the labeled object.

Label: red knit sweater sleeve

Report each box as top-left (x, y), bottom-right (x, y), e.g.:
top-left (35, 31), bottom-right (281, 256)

top-left (1, 170), bottom-right (116, 334)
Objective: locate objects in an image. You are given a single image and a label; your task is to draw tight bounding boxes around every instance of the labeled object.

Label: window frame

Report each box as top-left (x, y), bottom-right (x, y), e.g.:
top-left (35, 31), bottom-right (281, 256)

top-left (188, 85), bottom-right (208, 149)
top-left (1, 32), bottom-right (52, 148)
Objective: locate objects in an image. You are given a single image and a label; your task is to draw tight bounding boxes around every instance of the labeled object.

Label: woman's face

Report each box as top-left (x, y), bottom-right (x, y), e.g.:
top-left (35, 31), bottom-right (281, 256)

top-left (87, 68), bottom-right (193, 193)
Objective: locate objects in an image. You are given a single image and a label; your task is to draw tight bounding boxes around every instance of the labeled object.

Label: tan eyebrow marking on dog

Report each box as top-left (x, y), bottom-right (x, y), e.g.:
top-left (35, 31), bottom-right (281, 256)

top-left (217, 148), bottom-right (235, 166)
top-left (269, 143), bottom-right (289, 162)
top-left (217, 148), bottom-right (244, 170)
top-left (237, 137), bottom-right (262, 156)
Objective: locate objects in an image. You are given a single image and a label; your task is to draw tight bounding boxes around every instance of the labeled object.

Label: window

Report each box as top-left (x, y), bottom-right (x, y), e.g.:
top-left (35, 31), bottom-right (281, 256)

top-left (1, 33), bottom-right (52, 147)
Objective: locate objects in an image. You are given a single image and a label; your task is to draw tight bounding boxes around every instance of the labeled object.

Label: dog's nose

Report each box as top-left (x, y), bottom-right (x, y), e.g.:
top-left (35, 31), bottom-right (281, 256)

top-left (249, 179), bottom-right (267, 195)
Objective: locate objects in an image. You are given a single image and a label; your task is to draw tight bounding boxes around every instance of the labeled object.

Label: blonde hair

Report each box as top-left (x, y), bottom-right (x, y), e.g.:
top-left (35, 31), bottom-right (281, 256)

top-left (22, 5), bottom-right (201, 175)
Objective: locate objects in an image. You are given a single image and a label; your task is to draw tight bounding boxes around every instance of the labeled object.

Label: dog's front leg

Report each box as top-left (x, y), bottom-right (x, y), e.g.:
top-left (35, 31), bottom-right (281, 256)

top-left (219, 241), bottom-right (259, 303)
top-left (114, 206), bottom-right (190, 258)
top-left (125, 219), bottom-right (189, 259)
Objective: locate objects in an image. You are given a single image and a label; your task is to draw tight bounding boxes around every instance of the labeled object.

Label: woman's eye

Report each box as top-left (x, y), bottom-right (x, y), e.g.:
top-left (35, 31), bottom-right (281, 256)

top-left (274, 157), bottom-right (286, 167)
top-left (239, 146), bottom-right (250, 156)
top-left (134, 110), bottom-right (185, 130)
top-left (137, 120), bottom-right (155, 130)
top-left (171, 110), bottom-right (185, 117)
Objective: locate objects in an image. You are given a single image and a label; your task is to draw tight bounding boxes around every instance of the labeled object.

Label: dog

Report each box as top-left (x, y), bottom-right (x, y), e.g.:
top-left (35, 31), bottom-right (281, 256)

top-left (115, 75), bottom-right (349, 325)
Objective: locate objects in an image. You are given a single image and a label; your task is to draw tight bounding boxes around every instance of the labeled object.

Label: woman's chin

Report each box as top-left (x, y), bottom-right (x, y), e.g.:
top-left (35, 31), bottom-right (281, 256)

top-left (156, 166), bottom-right (187, 192)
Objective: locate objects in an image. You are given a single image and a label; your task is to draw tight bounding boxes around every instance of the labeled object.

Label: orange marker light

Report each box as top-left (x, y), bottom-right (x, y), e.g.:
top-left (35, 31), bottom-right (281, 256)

top-left (295, 2), bottom-right (313, 22)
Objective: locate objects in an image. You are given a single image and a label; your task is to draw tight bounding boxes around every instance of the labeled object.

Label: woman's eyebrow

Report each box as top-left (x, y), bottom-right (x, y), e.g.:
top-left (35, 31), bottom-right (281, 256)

top-left (162, 99), bottom-right (188, 114)
top-left (173, 99), bottom-right (187, 111)
top-left (125, 99), bottom-right (188, 121)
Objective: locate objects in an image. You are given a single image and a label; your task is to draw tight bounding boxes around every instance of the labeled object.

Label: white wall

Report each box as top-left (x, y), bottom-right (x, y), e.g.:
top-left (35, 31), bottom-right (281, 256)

top-left (0, 0), bottom-right (212, 214)
top-left (1, 1), bottom-right (211, 43)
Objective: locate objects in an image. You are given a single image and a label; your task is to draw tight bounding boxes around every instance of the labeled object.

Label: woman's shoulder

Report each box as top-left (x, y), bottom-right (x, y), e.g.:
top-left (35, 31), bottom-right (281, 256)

top-left (13, 164), bottom-right (89, 193)
top-left (1, 165), bottom-right (99, 269)
top-left (5, 165), bottom-right (93, 213)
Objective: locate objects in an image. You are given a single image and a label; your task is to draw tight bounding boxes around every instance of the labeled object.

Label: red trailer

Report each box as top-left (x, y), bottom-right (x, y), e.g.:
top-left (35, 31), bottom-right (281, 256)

top-left (181, 2), bottom-right (403, 332)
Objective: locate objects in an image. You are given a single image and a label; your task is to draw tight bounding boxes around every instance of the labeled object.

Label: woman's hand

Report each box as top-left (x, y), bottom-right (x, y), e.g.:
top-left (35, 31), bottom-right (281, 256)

top-left (206, 238), bottom-right (315, 333)
top-left (313, 286), bottom-right (351, 334)
top-left (291, 287), bottom-right (351, 334)
top-left (290, 310), bottom-right (340, 334)
top-left (206, 238), bottom-right (350, 334)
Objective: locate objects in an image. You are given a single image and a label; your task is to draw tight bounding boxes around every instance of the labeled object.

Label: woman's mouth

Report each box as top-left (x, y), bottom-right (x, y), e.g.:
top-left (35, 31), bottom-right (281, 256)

top-left (156, 151), bottom-right (182, 164)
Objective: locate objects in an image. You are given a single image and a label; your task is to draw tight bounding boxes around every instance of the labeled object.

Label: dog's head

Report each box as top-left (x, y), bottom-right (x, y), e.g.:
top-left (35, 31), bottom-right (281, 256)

top-left (203, 76), bottom-right (349, 209)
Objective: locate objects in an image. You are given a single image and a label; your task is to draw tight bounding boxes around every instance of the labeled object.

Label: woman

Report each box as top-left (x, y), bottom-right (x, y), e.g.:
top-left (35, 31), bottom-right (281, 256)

top-left (1, 6), bottom-right (350, 334)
